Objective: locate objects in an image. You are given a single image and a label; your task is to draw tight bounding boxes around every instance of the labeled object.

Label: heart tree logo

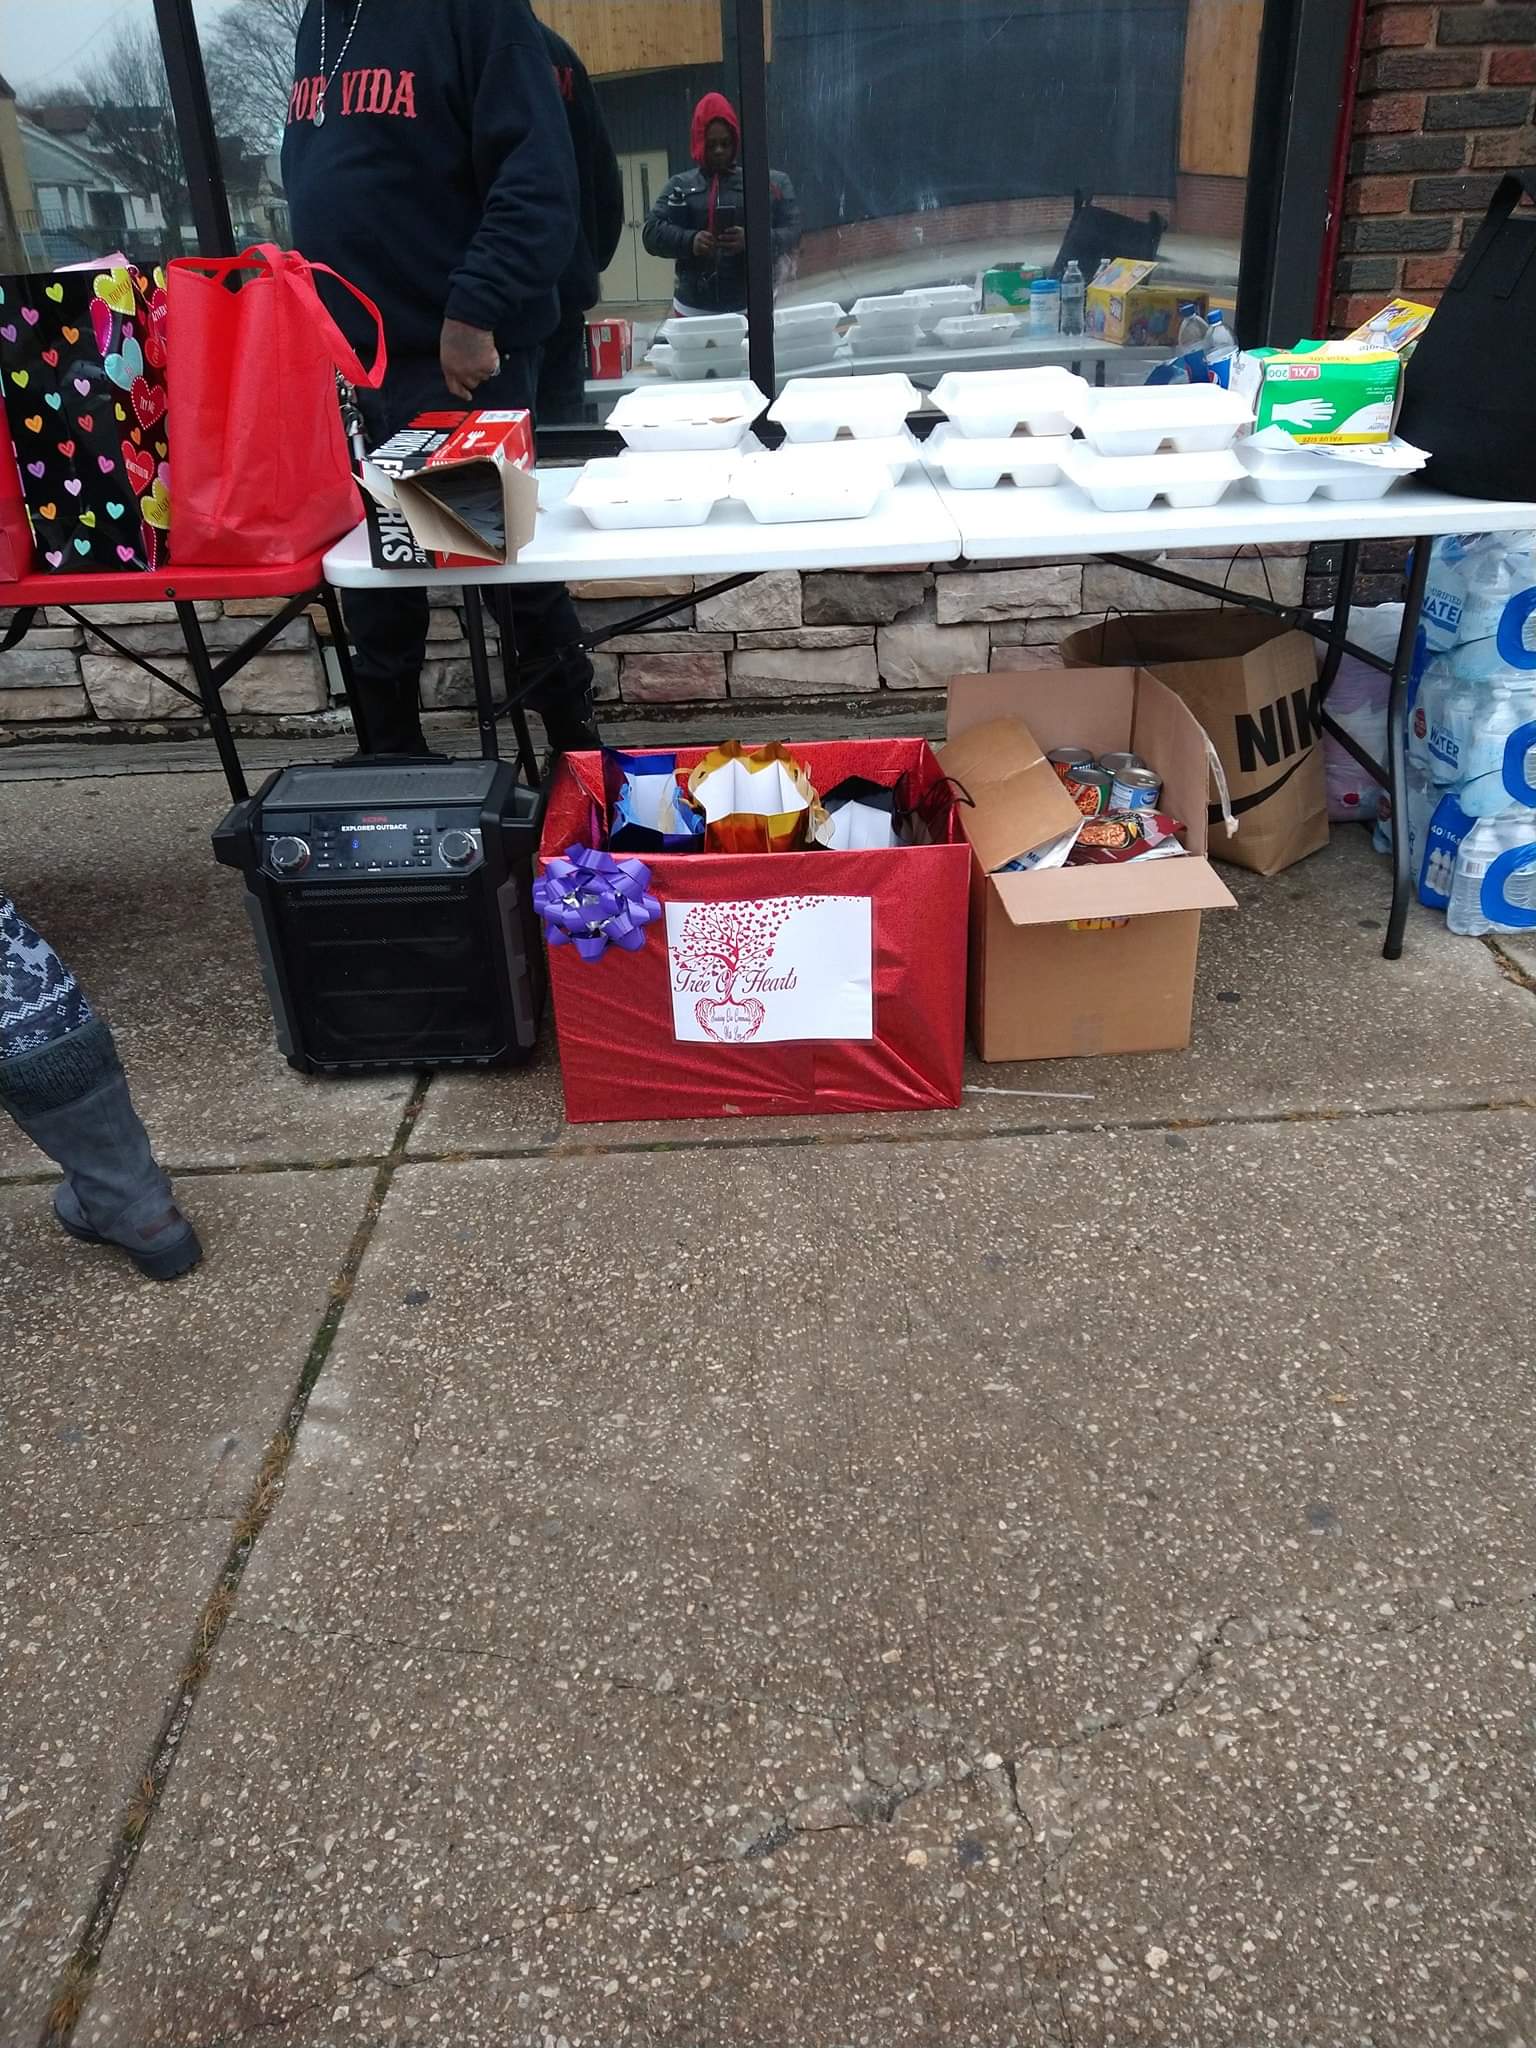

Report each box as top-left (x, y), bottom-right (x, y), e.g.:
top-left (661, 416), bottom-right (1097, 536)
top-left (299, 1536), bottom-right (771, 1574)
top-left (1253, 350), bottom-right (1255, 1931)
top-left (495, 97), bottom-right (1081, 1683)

top-left (670, 896), bottom-right (826, 1042)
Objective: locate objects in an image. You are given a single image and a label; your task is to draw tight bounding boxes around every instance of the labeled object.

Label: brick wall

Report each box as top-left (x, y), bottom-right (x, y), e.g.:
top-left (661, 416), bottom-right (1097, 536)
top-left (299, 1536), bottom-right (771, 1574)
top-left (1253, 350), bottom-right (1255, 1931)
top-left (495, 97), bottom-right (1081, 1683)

top-left (1333, 0), bottom-right (1536, 334)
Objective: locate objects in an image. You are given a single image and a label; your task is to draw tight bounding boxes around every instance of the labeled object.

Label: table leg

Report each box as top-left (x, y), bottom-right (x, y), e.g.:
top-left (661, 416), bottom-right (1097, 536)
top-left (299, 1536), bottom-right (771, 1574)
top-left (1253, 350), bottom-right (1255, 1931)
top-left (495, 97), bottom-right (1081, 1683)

top-left (487, 600), bottom-right (542, 788)
top-left (1315, 538), bottom-right (1360, 708)
top-left (176, 600), bottom-right (247, 803)
top-left (317, 582), bottom-right (372, 754)
top-left (462, 589), bottom-right (501, 764)
top-left (1384, 537), bottom-right (1433, 963)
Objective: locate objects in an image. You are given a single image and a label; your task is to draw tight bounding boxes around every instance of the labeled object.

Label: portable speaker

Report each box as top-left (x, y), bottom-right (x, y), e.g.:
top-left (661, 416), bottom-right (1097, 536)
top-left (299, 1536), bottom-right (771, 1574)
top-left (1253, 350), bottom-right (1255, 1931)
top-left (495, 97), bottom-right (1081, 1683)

top-left (213, 758), bottom-right (547, 1073)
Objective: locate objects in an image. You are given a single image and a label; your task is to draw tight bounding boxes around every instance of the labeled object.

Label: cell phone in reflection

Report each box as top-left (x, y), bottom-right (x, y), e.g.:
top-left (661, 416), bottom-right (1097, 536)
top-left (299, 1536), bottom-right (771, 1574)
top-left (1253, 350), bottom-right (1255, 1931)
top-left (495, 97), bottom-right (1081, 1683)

top-left (714, 203), bottom-right (738, 238)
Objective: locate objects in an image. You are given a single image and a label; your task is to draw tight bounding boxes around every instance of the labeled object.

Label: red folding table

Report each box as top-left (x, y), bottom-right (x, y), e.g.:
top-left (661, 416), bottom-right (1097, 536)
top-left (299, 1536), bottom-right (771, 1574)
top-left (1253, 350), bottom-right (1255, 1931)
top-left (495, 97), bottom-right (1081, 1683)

top-left (0, 553), bottom-right (367, 803)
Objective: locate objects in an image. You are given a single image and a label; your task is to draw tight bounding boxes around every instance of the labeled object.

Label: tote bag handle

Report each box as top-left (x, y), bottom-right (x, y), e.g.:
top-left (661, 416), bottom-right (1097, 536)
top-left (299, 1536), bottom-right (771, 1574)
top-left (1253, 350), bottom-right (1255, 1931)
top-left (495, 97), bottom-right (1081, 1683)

top-left (171, 242), bottom-right (388, 389)
top-left (1449, 171), bottom-right (1536, 303)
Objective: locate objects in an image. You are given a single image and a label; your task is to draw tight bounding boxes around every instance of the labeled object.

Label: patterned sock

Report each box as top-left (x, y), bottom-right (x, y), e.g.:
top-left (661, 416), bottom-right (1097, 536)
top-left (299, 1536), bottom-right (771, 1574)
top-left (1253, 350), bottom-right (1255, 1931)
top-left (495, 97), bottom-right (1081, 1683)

top-left (1, 895), bottom-right (94, 1060)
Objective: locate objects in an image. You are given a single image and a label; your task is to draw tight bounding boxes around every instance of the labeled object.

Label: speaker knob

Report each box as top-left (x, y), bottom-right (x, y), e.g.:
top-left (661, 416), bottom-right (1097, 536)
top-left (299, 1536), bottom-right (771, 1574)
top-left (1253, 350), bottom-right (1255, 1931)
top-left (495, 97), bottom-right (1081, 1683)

top-left (439, 829), bottom-right (479, 868)
top-left (268, 835), bottom-right (310, 874)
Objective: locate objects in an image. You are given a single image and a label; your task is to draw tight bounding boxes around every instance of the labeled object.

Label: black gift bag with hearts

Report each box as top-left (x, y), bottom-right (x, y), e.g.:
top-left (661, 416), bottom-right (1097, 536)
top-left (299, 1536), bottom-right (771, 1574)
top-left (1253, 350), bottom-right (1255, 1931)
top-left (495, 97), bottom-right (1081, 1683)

top-left (0, 262), bottom-right (170, 575)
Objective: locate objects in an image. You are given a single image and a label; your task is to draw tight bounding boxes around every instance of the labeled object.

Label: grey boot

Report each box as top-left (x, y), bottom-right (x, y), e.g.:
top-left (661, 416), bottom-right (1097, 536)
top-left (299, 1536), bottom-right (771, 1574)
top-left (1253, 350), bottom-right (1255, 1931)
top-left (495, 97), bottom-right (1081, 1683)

top-left (0, 1017), bottom-right (202, 1282)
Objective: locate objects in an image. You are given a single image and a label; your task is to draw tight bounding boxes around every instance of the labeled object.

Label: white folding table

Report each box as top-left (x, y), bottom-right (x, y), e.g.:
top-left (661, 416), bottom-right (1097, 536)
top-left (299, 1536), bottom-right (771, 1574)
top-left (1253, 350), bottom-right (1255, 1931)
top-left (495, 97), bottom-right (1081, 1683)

top-left (322, 467), bottom-right (1536, 959)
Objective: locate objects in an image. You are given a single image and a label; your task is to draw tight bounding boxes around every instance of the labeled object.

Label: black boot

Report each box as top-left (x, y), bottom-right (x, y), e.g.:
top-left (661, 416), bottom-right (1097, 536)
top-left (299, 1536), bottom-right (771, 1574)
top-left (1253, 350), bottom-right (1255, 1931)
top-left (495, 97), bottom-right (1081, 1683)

top-left (537, 651), bottom-right (602, 758)
top-left (1, 1018), bottom-right (202, 1282)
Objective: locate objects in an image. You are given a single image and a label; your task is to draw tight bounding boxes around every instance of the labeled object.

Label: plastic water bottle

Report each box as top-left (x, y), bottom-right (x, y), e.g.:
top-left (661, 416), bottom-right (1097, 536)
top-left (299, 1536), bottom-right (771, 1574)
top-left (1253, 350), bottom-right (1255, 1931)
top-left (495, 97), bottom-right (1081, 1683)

top-left (1458, 677), bottom-right (1536, 817)
top-left (1059, 260), bottom-right (1085, 337)
top-left (1457, 533), bottom-right (1536, 648)
top-left (1205, 313), bottom-right (1237, 389)
top-left (1419, 657), bottom-right (1470, 785)
top-left (1448, 811), bottom-right (1535, 936)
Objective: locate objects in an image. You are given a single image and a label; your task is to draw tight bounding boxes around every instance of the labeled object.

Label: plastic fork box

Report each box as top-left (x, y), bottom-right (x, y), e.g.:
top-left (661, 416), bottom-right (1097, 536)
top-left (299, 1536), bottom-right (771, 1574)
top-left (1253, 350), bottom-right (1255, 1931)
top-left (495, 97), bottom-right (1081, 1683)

top-left (538, 740), bottom-right (970, 1123)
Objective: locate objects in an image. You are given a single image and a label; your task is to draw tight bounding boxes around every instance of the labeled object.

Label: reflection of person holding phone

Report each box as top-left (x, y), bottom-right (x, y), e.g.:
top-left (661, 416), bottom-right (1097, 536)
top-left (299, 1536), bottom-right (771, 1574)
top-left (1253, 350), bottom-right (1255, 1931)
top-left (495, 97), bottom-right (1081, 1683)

top-left (642, 92), bottom-right (800, 316)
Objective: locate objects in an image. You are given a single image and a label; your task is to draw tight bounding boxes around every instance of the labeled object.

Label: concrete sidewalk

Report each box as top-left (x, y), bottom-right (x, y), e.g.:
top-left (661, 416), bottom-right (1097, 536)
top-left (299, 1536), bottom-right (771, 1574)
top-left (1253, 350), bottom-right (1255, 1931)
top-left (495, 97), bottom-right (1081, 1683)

top-left (2, 762), bottom-right (1534, 2048)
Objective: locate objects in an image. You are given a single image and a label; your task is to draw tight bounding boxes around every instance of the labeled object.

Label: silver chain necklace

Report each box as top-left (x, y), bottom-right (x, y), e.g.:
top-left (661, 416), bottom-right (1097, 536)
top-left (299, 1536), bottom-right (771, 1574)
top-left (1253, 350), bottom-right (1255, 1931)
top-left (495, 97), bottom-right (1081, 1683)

top-left (314, 0), bottom-right (366, 126)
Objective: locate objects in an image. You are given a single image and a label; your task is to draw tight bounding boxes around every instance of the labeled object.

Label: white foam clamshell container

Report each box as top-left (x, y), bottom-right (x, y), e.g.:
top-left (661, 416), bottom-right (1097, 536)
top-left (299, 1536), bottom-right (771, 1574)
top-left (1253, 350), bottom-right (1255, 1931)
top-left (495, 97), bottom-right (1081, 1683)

top-left (1063, 446), bottom-right (1246, 512)
top-left (924, 422), bottom-right (1070, 489)
top-left (851, 293), bottom-right (931, 333)
top-left (931, 367), bottom-right (1089, 439)
top-left (768, 372), bottom-right (920, 442)
top-left (1236, 436), bottom-right (1419, 504)
top-left (733, 447), bottom-right (892, 524)
top-left (912, 284), bottom-right (981, 332)
top-left (568, 454), bottom-right (735, 529)
top-left (1064, 382), bottom-right (1253, 456)
top-left (659, 313), bottom-right (749, 351)
top-left (648, 342), bottom-right (750, 381)
top-left (933, 314), bottom-right (1020, 349)
top-left (608, 379), bottom-right (767, 450)
top-left (775, 301), bottom-right (844, 332)
top-left (849, 325), bottom-right (919, 358)
top-left (807, 429), bottom-right (924, 482)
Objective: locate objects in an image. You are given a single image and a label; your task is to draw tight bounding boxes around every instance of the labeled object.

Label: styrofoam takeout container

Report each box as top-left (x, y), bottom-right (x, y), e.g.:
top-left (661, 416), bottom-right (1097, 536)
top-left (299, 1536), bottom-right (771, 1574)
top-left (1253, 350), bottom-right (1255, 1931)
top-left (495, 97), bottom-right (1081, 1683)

top-left (1063, 446), bottom-right (1245, 512)
top-left (923, 422), bottom-right (1071, 490)
top-left (851, 293), bottom-right (931, 334)
top-left (849, 324), bottom-right (920, 359)
top-left (608, 379), bottom-right (767, 450)
top-left (648, 342), bottom-right (750, 381)
top-left (568, 455), bottom-right (734, 530)
top-left (768, 372), bottom-right (920, 443)
top-left (808, 429), bottom-right (924, 482)
top-left (1236, 435), bottom-right (1423, 504)
top-left (1064, 382), bottom-right (1253, 456)
top-left (933, 314), bottom-right (1020, 350)
top-left (775, 301), bottom-right (844, 333)
top-left (733, 447), bottom-right (891, 524)
top-left (659, 313), bottom-right (749, 351)
top-left (912, 284), bottom-right (981, 333)
top-left (931, 366), bottom-right (1089, 438)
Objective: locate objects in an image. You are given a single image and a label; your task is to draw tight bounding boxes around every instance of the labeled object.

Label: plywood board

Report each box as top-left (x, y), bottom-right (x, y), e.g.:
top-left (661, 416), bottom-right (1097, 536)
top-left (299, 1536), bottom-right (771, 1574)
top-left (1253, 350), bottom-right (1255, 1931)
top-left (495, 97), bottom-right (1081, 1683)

top-left (539, 0), bottom-right (725, 78)
top-left (1179, 0), bottom-right (1263, 178)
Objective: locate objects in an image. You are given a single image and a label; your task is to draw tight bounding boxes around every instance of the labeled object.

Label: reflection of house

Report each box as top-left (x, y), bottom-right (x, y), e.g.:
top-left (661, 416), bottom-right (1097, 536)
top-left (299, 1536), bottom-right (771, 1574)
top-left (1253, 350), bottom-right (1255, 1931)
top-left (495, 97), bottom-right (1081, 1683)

top-left (221, 142), bottom-right (289, 246)
top-left (18, 106), bottom-right (167, 266)
top-left (0, 74), bottom-right (46, 268)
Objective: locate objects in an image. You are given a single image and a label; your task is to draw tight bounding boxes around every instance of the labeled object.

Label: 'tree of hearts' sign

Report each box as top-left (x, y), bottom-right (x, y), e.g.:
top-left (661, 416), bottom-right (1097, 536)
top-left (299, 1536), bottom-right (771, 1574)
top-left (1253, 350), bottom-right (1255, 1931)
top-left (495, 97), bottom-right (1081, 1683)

top-left (665, 895), bottom-right (874, 1044)
top-left (0, 263), bottom-right (170, 574)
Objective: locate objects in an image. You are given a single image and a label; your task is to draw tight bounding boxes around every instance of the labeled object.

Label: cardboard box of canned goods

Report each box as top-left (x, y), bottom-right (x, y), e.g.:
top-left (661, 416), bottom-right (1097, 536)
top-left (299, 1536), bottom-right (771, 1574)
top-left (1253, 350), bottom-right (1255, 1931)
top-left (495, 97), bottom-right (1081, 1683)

top-left (938, 669), bottom-right (1237, 1063)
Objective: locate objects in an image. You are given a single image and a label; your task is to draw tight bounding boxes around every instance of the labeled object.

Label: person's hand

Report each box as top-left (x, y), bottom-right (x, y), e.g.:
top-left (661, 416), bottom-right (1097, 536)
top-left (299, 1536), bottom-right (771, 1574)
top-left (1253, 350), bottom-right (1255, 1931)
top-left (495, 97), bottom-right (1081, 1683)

top-left (719, 226), bottom-right (746, 254)
top-left (692, 230), bottom-right (717, 258)
top-left (440, 319), bottom-right (499, 401)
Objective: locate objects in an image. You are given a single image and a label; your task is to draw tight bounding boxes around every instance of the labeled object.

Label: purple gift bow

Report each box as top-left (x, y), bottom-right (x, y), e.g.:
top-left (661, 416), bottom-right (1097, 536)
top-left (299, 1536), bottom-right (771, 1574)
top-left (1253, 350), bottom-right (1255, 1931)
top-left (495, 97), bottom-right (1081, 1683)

top-left (533, 844), bottom-right (662, 962)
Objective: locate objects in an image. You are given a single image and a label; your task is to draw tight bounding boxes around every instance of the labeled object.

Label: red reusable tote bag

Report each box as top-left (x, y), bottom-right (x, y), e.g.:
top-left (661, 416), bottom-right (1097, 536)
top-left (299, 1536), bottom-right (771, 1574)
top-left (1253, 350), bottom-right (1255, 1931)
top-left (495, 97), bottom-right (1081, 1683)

top-left (167, 242), bottom-right (387, 567)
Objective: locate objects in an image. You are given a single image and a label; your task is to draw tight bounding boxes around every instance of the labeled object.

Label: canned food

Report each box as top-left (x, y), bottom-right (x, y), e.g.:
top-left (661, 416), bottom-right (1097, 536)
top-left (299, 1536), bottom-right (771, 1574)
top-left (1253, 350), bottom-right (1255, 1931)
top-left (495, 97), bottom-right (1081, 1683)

top-left (1098, 751), bottom-right (1146, 778)
top-left (1110, 767), bottom-right (1163, 812)
top-left (1063, 767), bottom-right (1113, 817)
top-left (1048, 748), bottom-right (1098, 781)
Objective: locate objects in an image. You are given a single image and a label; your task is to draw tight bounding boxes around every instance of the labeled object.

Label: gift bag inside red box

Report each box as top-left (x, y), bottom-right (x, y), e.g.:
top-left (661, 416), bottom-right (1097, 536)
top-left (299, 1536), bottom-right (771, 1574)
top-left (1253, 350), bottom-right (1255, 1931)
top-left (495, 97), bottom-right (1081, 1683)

top-left (539, 738), bottom-right (970, 1124)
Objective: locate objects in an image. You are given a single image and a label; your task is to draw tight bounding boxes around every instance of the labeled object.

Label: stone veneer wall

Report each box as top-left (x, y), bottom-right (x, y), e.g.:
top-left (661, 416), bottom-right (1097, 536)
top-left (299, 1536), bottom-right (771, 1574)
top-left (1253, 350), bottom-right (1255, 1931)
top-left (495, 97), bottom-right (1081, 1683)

top-left (0, 547), bottom-right (1308, 737)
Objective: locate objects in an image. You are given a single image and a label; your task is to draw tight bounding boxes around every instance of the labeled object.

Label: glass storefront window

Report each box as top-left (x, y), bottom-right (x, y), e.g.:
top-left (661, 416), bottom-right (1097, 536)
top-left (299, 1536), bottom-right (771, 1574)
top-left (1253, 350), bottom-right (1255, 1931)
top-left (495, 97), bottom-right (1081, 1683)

top-left (766, 0), bottom-right (1264, 392)
top-left (0, 2), bottom-right (192, 272)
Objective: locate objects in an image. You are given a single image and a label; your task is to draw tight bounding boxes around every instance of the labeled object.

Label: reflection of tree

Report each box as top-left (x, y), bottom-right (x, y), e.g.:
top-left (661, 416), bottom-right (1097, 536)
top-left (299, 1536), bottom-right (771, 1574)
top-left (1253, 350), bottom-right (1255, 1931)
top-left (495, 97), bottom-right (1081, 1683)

top-left (672, 898), bottom-right (810, 1001)
top-left (204, 0), bottom-right (307, 154)
top-left (32, 24), bottom-right (189, 233)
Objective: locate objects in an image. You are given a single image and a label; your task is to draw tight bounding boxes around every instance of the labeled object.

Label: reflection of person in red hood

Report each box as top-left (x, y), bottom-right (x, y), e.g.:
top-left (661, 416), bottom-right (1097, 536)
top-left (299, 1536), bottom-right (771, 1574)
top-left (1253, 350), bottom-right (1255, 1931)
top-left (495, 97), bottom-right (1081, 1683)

top-left (643, 90), bottom-right (800, 315)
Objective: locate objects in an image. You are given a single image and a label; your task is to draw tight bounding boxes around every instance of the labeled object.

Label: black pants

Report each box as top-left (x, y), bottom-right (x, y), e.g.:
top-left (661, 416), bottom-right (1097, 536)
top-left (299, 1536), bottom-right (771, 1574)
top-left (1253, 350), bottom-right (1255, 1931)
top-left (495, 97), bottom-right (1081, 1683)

top-left (535, 305), bottom-right (589, 425)
top-left (348, 350), bottom-right (593, 755)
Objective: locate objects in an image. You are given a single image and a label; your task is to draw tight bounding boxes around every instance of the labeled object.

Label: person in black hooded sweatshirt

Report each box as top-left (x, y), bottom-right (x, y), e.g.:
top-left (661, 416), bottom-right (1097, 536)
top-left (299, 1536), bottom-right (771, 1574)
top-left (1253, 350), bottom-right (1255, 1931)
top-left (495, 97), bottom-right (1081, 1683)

top-left (282, 0), bottom-right (599, 756)
top-left (535, 19), bottom-right (624, 424)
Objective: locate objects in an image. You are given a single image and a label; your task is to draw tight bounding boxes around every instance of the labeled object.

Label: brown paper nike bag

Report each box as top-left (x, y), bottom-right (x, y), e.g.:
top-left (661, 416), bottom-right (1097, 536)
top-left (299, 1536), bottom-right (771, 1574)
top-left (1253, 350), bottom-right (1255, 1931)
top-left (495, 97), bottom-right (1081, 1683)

top-left (1061, 612), bottom-right (1328, 875)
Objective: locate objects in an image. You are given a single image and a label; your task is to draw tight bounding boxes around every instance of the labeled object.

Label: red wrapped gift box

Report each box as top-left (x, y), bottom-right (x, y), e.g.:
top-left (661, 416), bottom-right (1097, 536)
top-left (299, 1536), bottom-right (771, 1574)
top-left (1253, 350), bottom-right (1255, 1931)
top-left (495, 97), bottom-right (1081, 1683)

top-left (540, 738), bottom-right (970, 1124)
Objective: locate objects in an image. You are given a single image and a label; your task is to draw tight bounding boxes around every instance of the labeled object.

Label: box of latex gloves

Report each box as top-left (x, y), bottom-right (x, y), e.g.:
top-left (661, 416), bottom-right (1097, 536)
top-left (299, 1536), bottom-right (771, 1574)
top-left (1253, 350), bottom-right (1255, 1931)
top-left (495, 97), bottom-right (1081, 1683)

top-left (361, 410), bottom-right (539, 569)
